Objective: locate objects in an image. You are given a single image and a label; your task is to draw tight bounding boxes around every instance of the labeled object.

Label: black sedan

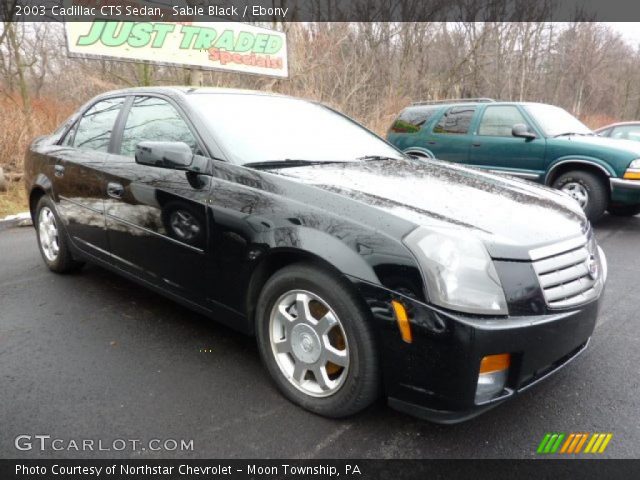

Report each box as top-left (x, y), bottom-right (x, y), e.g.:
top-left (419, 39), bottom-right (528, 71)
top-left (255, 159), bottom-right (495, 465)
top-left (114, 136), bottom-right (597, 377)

top-left (24, 87), bottom-right (607, 423)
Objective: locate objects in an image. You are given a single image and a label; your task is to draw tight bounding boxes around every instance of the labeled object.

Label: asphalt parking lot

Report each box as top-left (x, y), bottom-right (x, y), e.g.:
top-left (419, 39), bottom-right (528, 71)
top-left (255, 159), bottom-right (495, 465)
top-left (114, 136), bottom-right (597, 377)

top-left (1, 215), bottom-right (639, 459)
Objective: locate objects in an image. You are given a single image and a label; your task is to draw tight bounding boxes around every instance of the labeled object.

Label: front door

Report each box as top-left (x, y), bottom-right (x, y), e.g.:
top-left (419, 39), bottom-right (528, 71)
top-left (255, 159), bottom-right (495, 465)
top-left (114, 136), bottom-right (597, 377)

top-left (467, 105), bottom-right (546, 180)
top-left (100, 95), bottom-right (211, 303)
top-left (52, 97), bottom-right (126, 260)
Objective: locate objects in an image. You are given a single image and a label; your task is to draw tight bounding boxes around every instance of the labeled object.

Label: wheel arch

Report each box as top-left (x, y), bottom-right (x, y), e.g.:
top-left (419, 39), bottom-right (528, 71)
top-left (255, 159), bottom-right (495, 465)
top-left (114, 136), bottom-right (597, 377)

top-left (28, 173), bottom-right (54, 223)
top-left (403, 147), bottom-right (434, 158)
top-left (244, 246), bottom-right (373, 335)
top-left (545, 158), bottom-right (614, 187)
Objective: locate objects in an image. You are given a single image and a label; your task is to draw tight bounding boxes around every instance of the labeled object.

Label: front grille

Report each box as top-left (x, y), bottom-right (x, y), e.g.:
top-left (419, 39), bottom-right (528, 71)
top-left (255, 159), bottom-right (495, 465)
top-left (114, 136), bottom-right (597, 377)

top-left (532, 237), bottom-right (601, 309)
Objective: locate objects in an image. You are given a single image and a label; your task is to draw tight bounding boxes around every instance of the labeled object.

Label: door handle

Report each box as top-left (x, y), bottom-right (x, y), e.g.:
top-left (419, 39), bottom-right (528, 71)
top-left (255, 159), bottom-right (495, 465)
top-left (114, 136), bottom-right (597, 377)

top-left (54, 165), bottom-right (65, 177)
top-left (107, 182), bottom-right (124, 199)
top-left (472, 142), bottom-right (482, 147)
top-left (427, 141), bottom-right (437, 145)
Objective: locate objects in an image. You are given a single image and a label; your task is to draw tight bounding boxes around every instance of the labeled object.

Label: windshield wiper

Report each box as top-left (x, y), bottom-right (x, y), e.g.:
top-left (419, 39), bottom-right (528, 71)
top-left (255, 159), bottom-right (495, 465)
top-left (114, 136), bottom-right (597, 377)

top-left (243, 159), bottom-right (350, 169)
top-left (356, 155), bottom-right (404, 161)
top-left (554, 132), bottom-right (593, 137)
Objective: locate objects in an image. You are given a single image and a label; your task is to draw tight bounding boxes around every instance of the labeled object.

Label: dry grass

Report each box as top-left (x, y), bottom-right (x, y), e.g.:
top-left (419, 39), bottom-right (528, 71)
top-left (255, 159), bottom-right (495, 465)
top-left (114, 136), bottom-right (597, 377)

top-left (0, 96), bottom-right (75, 171)
top-left (581, 113), bottom-right (619, 130)
top-left (0, 181), bottom-right (27, 218)
top-left (0, 96), bottom-right (75, 217)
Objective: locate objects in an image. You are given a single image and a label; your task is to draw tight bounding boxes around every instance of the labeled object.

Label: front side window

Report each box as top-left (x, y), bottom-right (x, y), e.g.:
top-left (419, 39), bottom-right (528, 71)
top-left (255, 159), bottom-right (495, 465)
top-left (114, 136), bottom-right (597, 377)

top-left (120, 96), bottom-right (198, 158)
top-left (433, 106), bottom-right (476, 134)
top-left (72, 97), bottom-right (125, 152)
top-left (478, 106), bottom-right (528, 136)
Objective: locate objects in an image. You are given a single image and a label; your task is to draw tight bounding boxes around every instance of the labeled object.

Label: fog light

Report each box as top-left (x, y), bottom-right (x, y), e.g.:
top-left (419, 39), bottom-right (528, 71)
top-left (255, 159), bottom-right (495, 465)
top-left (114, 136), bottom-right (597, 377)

top-left (475, 353), bottom-right (510, 404)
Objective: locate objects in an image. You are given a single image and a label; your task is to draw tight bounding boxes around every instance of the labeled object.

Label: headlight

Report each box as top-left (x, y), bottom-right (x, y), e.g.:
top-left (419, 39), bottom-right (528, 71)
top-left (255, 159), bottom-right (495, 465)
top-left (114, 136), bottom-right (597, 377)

top-left (623, 159), bottom-right (640, 180)
top-left (403, 227), bottom-right (508, 315)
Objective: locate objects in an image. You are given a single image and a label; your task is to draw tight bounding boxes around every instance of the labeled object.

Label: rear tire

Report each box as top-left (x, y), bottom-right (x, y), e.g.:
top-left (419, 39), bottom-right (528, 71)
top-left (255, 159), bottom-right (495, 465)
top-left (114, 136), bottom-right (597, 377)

top-left (607, 204), bottom-right (640, 217)
top-left (552, 170), bottom-right (608, 223)
top-left (255, 262), bottom-right (380, 418)
top-left (35, 196), bottom-right (84, 273)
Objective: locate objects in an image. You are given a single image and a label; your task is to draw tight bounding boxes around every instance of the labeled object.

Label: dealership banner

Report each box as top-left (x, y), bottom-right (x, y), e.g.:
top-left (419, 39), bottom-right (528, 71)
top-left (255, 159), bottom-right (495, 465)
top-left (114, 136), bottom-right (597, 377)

top-left (65, 20), bottom-right (288, 78)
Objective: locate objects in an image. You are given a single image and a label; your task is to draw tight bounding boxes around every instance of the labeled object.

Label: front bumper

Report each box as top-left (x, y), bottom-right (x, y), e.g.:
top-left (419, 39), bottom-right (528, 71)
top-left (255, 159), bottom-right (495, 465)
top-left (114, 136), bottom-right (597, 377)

top-left (610, 178), bottom-right (640, 204)
top-left (350, 278), bottom-right (600, 424)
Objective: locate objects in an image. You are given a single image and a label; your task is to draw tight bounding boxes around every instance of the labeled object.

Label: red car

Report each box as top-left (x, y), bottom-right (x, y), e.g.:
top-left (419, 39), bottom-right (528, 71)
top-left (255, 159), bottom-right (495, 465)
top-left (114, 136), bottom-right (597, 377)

top-left (595, 121), bottom-right (640, 142)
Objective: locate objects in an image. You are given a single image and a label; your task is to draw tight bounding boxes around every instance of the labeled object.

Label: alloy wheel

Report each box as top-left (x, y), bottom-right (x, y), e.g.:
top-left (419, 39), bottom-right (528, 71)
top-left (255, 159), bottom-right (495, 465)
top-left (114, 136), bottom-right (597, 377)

top-left (269, 290), bottom-right (349, 397)
top-left (38, 206), bottom-right (59, 262)
top-left (169, 210), bottom-right (200, 241)
top-left (561, 181), bottom-right (589, 209)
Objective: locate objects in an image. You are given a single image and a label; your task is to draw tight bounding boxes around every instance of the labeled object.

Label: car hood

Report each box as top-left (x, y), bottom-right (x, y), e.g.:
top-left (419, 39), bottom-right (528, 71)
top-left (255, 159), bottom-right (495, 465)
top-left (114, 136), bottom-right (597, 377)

top-left (556, 134), bottom-right (640, 156)
top-left (270, 158), bottom-right (589, 260)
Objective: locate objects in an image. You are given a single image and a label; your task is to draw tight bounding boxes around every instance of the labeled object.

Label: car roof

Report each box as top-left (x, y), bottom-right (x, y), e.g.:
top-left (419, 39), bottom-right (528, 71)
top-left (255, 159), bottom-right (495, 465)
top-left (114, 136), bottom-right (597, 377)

top-left (402, 101), bottom-right (550, 111)
top-left (94, 86), bottom-right (294, 100)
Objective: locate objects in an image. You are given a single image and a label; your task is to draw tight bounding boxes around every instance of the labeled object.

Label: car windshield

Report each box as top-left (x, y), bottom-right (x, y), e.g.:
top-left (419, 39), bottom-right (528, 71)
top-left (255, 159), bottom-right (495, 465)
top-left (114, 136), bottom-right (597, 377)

top-left (187, 93), bottom-right (403, 165)
top-left (525, 104), bottom-right (593, 137)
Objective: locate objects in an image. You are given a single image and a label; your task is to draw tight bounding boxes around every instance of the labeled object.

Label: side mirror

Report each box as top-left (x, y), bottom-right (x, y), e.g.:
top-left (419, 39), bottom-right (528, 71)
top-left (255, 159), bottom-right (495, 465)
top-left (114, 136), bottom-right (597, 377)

top-left (512, 123), bottom-right (536, 140)
top-left (135, 141), bottom-right (193, 170)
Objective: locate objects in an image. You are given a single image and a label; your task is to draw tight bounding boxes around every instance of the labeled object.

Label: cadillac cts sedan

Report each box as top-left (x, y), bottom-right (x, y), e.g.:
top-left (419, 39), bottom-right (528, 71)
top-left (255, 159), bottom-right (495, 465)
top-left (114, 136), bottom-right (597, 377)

top-left (24, 88), bottom-right (607, 423)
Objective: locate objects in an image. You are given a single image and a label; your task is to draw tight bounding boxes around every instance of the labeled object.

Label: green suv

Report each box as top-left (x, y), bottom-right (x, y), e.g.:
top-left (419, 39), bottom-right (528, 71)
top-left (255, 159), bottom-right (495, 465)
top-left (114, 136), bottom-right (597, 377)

top-left (387, 99), bottom-right (640, 221)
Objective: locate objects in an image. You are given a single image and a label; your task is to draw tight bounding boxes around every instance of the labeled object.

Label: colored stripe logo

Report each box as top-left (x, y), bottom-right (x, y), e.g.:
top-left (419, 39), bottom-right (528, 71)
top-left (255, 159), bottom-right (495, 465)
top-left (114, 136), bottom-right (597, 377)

top-left (537, 433), bottom-right (613, 454)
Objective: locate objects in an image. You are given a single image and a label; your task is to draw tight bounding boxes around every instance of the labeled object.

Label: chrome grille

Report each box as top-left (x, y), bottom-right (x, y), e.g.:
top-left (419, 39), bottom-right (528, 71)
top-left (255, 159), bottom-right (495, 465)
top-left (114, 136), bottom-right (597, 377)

top-left (532, 237), bottom-right (601, 309)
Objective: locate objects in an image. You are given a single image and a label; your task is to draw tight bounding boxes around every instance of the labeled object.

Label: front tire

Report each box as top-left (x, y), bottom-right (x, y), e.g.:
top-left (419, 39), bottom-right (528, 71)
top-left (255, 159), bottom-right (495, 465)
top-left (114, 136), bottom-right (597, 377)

top-left (607, 204), bottom-right (640, 217)
top-left (552, 170), bottom-right (608, 223)
top-left (161, 201), bottom-right (205, 246)
top-left (35, 196), bottom-right (83, 273)
top-left (256, 263), bottom-right (380, 418)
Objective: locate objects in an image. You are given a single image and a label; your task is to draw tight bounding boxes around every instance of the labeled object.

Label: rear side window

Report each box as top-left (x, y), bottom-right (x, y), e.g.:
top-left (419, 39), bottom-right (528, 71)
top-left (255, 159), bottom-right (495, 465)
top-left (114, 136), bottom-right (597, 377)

top-left (478, 105), bottom-right (528, 136)
top-left (71, 97), bottom-right (125, 152)
top-left (54, 113), bottom-right (79, 143)
top-left (119, 96), bottom-right (198, 158)
top-left (390, 106), bottom-right (440, 133)
top-left (433, 106), bottom-right (476, 134)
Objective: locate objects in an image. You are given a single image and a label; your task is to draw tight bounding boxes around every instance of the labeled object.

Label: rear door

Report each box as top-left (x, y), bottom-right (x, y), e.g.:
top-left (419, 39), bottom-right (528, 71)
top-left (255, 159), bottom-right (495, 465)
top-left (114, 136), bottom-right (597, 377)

top-left (467, 105), bottom-right (546, 180)
top-left (100, 95), bottom-right (212, 303)
top-left (53, 97), bottom-right (126, 260)
top-left (425, 105), bottom-right (477, 163)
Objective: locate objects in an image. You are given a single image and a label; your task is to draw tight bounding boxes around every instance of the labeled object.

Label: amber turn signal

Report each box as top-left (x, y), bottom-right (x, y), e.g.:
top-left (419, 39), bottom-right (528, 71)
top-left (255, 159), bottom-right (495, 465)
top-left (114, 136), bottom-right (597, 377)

top-left (623, 171), bottom-right (640, 180)
top-left (391, 300), bottom-right (412, 343)
top-left (479, 353), bottom-right (511, 374)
